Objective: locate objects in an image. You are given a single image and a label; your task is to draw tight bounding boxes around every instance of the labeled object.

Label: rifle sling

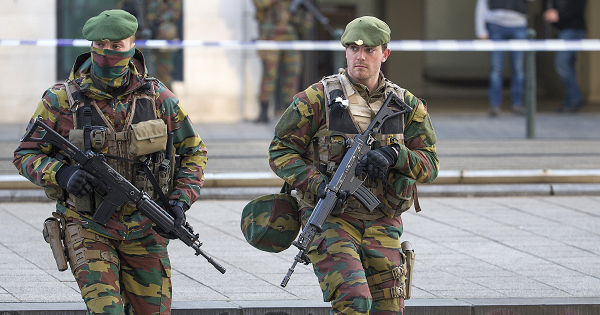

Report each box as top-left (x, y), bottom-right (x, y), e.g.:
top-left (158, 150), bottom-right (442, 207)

top-left (103, 154), bottom-right (173, 214)
top-left (83, 98), bottom-right (93, 153)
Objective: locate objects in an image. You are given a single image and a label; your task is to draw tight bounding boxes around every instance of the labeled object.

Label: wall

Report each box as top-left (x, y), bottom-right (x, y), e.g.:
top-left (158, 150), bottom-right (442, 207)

top-left (171, 0), bottom-right (261, 123)
top-left (383, 0), bottom-right (425, 95)
top-left (0, 0), bottom-right (57, 124)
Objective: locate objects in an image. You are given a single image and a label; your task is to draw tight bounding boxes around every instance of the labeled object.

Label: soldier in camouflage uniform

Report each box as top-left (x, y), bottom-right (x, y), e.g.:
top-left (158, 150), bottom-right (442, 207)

top-left (268, 16), bottom-right (439, 314)
top-left (13, 10), bottom-right (206, 315)
top-left (253, 0), bottom-right (313, 123)
top-left (119, 0), bottom-right (182, 90)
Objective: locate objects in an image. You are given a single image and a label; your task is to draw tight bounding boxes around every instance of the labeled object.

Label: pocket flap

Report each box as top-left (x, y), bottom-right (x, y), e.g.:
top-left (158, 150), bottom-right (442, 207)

top-left (130, 119), bottom-right (167, 141)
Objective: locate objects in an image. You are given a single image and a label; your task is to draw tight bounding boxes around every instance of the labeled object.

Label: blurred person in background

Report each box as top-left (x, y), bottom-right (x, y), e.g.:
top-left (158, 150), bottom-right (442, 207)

top-left (475, 0), bottom-right (533, 117)
top-left (120, 0), bottom-right (182, 90)
top-left (253, 0), bottom-right (313, 123)
top-left (543, 0), bottom-right (587, 113)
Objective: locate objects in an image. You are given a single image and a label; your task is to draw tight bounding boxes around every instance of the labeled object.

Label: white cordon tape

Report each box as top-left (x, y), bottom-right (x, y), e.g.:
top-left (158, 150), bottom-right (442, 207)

top-left (1, 39), bottom-right (600, 51)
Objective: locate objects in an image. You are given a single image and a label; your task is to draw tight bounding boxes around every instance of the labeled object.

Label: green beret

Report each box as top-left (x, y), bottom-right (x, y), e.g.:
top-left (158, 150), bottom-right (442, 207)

top-left (83, 9), bottom-right (138, 41)
top-left (341, 16), bottom-right (391, 47)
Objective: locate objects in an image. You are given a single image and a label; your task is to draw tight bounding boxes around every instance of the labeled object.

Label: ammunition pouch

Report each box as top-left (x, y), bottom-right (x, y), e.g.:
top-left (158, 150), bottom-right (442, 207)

top-left (129, 119), bottom-right (168, 156)
top-left (368, 240), bottom-right (415, 301)
top-left (133, 154), bottom-right (174, 201)
top-left (43, 186), bottom-right (65, 202)
top-left (64, 223), bottom-right (119, 271)
top-left (66, 191), bottom-right (104, 214)
top-left (42, 212), bottom-right (69, 271)
top-left (379, 192), bottom-right (413, 219)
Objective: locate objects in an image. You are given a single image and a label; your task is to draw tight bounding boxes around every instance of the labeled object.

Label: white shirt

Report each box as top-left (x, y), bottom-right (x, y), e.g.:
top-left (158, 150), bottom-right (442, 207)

top-left (475, 0), bottom-right (530, 38)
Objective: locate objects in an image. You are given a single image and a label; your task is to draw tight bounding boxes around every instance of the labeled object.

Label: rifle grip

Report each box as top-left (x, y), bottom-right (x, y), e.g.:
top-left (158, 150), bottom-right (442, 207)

top-left (92, 197), bottom-right (119, 225)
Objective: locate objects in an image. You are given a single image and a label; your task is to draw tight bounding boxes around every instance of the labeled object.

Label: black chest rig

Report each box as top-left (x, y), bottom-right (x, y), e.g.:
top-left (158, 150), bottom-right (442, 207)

top-left (60, 79), bottom-right (174, 210)
top-left (299, 72), bottom-right (415, 219)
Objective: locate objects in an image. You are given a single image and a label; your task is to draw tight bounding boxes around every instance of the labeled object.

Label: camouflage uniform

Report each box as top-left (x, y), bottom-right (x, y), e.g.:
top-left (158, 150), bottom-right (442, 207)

top-left (268, 70), bottom-right (439, 314)
top-left (254, 0), bottom-right (313, 116)
top-left (13, 48), bottom-right (207, 314)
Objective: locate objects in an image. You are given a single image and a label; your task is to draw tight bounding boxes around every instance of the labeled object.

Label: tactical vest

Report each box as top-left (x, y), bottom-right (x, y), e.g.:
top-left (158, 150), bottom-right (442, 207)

top-left (57, 79), bottom-right (174, 211)
top-left (298, 72), bottom-right (415, 219)
top-left (488, 0), bottom-right (527, 14)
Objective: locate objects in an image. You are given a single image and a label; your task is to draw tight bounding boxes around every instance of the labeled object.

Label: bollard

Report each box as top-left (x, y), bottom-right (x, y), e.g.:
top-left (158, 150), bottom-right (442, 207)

top-left (525, 28), bottom-right (537, 139)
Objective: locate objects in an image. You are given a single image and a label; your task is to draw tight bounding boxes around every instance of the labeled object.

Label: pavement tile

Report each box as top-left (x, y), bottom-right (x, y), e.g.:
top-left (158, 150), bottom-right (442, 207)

top-left (0, 294), bottom-right (19, 302)
top-left (1, 115), bottom-right (600, 312)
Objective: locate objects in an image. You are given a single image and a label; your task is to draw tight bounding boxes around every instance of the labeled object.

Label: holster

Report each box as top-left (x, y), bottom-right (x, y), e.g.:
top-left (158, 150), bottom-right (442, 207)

top-left (401, 241), bottom-right (415, 299)
top-left (42, 212), bottom-right (69, 272)
top-left (367, 240), bottom-right (416, 302)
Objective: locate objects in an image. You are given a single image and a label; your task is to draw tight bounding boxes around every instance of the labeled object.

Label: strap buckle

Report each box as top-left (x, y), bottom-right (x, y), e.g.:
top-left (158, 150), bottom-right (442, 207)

top-left (391, 265), bottom-right (405, 279)
top-left (390, 286), bottom-right (403, 298)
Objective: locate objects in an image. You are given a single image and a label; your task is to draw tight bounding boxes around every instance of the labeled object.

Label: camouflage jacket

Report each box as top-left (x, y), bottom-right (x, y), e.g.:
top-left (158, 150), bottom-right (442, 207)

top-left (269, 70), bottom-right (439, 217)
top-left (13, 49), bottom-right (207, 240)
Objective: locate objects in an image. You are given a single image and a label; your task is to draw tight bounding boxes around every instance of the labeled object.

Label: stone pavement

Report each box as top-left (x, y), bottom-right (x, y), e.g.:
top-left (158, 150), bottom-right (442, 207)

top-left (1, 105), bottom-right (600, 314)
top-left (1, 196), bottom-right (600, 314)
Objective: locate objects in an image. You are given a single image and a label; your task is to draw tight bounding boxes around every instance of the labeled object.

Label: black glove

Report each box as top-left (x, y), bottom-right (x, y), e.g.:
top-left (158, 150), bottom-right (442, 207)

top-left (317, 181), bottom-right (328, 200)
top-left (168, 200), bottom-right (188, 227)
top-left (56, 165), bottom-right (97, 198)
top-left (355, 145), bottom-right (399, 183)
top-left (154, 200), bottom-right (189, 239)
top-left (316, 181), bottom-right (349, 215)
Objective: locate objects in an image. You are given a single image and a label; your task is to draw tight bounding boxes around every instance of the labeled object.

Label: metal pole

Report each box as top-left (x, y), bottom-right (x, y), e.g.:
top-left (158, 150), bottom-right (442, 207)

top-left (525, 28), bottom-right (537, 139)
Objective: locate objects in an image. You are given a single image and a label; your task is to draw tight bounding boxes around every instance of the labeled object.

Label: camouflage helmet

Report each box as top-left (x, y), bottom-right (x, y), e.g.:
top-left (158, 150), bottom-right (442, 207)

top-left (241, 192), bottom-right (300, 253)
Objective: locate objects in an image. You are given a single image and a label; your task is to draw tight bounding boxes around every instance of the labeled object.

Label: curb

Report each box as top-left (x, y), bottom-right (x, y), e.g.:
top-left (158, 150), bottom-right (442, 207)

top-left (2, 169), bottom-right (600, 190)
top-left (2, 184), bottom-right (600, 203)
top-left (1, 298), bottom-right (599, 315)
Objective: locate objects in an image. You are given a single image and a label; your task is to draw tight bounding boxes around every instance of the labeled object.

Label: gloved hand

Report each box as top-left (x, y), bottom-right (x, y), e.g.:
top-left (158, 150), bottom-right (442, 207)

top-left (355, 145), bottom-right (399, 183)
top-left (316, 181), bottom-right (328, 200)
top-left (168, 200), bottom-right (188, 227)
top-left (56, 165), bottom-right (97, 198)
top-left (154, 200), bottom-right (189, 239)
top-left (316, 181), bottom-right (349, 215)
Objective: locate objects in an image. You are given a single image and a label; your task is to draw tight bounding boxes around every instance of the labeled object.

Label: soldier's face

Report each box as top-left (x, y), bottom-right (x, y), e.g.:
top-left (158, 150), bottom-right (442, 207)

top-left (92, 36), bottom-right (135, 52)
top-left (345, 44), bottom-right (390, 87)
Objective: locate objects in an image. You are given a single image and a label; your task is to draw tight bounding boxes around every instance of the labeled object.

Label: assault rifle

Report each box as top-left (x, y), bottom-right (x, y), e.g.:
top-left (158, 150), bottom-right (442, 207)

top-left (280, 93), bottom-right (412, 287)
top-left (21, 117), bottom-right (226, 274)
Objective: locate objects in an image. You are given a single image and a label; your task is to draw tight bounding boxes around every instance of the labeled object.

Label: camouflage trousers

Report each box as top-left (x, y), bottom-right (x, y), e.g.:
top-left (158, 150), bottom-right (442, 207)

top-left (258, 48), bottom-right (301, 110)
top-left (66, 223), bottom-right (172, 315)
top-left (302, 208), bottom-right (405, 315)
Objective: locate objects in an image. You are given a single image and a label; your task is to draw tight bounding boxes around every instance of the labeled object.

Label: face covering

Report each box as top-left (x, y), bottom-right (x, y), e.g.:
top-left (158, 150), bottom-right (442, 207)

top-left (90, 46), bottom-right (135, 93)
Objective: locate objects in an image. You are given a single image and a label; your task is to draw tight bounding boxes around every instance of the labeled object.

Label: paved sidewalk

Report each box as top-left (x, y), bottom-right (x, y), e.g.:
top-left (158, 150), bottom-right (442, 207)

top-left (1, 196), bottom-right (600, 314)
top-left (1, 107), bottom-right (599, 314)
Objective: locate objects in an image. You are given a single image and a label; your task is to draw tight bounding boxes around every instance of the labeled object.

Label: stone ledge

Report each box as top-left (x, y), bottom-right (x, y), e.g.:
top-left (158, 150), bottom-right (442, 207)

top-left (1, 298), bottom-right (598, 315)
